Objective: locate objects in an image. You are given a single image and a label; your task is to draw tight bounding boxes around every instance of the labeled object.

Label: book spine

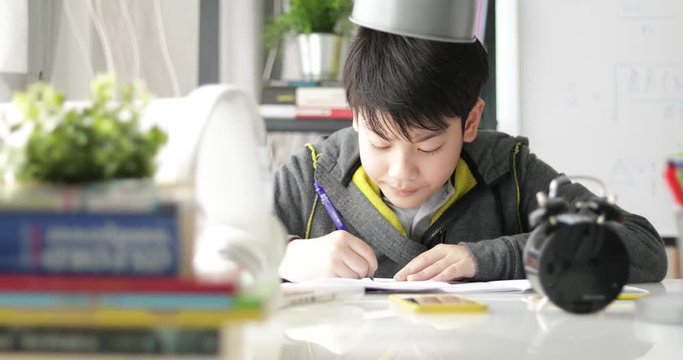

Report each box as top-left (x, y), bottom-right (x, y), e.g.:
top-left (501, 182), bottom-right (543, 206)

top-left (296, 107), bottom-right (353, 120)
top-left (260, 104), bottom-right (297, 119)
top-left (0, 179), bottom-right (161, 213)
top-left (261, 86), bottom-right (296, 104)
top-left (0, 210), bottom-right (180, 276)
top-left (0, 292), bottom-right (256, 310)
top-left (0, 308), bottom-right (264, 328)
top-left (295, 87), bottom-right (349, 108)
top-left (0, 275), bottom-right (237, 293)
top-left (265, 79), bottom-right (341, 87)
top-left (0, 326), bottom-right (219, 355)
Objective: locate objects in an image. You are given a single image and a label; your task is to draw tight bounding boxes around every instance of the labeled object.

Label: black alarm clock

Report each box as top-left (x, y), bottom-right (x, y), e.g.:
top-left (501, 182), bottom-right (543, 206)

top-left (523, 175), bottom-right (630, 314)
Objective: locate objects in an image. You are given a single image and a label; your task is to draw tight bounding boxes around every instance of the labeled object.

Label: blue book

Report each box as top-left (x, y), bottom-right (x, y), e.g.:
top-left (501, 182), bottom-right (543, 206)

top-left (266, 79), bottom-right (341, 87)
top-left (0, 208), bottom-right (180, 276)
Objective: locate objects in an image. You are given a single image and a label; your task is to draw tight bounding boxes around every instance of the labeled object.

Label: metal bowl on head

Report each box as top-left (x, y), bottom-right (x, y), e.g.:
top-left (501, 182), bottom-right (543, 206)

top-left (349, 0), bottom-right (478, 43)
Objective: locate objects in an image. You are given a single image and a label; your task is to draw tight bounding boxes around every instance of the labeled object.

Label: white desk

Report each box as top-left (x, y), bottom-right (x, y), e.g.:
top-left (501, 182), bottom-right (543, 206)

top-left (241, 280), bottom-right (683, 359)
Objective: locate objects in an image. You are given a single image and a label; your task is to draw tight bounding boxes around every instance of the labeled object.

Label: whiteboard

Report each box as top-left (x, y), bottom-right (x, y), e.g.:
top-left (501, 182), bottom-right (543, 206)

top-left (518, 0), bottom-right (683, 236)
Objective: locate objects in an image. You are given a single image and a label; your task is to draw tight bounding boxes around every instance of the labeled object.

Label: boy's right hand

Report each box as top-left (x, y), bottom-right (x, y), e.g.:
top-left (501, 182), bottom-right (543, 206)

top-left (278, 230), bottom-right (378, 282)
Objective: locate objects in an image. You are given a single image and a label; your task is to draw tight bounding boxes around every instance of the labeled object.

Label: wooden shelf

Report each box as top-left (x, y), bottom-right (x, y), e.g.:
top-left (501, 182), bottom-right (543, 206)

top-left (265, 119), bottom-right (352, 133)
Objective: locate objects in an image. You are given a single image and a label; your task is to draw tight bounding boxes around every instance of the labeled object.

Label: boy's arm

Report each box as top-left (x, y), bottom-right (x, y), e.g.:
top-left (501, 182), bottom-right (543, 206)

top-left (272, 142), bottom-right (379, 281)
top-left (466, 144), bottom-right (667, 283)
top-left (272, 145), bottom-right (318, 240)
top-left (520, 146), bottom-right (667, 283)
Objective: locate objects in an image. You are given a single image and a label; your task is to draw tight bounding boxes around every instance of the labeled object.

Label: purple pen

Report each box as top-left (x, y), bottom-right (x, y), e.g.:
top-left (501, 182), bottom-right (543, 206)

top-left (313, 181), bottom-right (348, 231)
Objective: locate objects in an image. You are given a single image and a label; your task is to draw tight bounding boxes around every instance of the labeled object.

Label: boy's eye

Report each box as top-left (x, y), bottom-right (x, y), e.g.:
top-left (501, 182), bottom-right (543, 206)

top-left (419, 145), bottom-right (443, 155)
top-left (370, 143), bottom-right (390, 151)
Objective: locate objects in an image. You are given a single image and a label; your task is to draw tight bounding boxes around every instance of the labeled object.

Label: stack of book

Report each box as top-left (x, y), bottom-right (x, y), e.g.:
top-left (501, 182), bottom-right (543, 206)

top-left (260, 80), bottom-right (353, 121)
top-left (0, 180), bottom-right (265, 357)
top-left (0, 275), bottom-right (264, 355)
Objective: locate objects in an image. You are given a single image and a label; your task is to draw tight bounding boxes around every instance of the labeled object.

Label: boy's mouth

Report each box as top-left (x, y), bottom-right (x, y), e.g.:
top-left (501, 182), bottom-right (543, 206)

top-left (389, 186), bottom-right (417, 197)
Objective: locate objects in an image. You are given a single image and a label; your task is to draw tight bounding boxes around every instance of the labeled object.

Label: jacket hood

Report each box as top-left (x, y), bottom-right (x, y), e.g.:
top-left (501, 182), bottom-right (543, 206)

top-left (462, 130), bottom-right (529, 185)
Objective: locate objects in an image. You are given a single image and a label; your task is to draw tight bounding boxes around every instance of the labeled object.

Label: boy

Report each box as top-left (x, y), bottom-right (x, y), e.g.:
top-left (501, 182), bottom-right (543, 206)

top-left (274, 27), bottom-right (666, 283)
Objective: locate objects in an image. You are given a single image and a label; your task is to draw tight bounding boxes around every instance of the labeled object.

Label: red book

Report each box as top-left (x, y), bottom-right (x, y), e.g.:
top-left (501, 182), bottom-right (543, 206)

top-left (296, 107), bottom-right (353, 120)
top-left (0, 275), bottom-right (237, 294)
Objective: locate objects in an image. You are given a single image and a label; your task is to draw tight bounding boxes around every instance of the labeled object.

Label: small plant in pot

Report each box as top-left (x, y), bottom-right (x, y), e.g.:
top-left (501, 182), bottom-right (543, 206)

top-left (264, 0), bottom-right (354, 81)
top-left (0, 75), bottom-right (194, 278)
top-left (1, 74), bottom-right (168, 210)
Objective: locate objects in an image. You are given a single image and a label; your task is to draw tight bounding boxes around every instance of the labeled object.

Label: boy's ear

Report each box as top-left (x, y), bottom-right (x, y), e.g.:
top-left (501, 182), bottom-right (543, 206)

top-left (352, 117), bottom-right (358, 131)
top-left (463, 98), bottom-right (485, 143)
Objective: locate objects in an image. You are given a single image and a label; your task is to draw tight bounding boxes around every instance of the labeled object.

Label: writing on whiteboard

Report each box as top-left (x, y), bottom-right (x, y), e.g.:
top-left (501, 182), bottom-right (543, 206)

top-left (609, 158), bottom-right (659, 197)
top-left (615, 64), bottom-right (683, 125)
top-left (617, 65), bottom-right (683, 101)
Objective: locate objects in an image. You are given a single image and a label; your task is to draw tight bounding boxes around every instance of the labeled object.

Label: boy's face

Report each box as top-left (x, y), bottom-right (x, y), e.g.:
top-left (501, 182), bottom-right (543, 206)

top-left (353, 99), bottom-right (483, 209)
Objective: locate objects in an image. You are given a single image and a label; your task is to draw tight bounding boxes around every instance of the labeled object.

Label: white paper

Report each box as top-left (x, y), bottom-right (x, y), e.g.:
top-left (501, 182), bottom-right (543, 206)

top-left (279, 283), bottom-right (365, 308)
top-left (444, 279), bottom-right (534, 294)
top-left (444, 281), bottom-right (650, 295)
top-left (289, 278), bottom-right (536, 293)
top-left (363, 277), bottom-right (451, 291)
top-left (286, 278), bottom-right (649, 296)
top-left (288, 278), bottom-right (535, 293)
top-left (289, 277), bottom-right (451, 292)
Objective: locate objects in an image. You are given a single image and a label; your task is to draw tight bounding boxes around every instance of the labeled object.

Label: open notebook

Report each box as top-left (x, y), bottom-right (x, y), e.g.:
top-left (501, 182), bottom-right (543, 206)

top-left (283, 278), bottom-right (532, 293)
top-left (284, 278), bottom-right (649, 296)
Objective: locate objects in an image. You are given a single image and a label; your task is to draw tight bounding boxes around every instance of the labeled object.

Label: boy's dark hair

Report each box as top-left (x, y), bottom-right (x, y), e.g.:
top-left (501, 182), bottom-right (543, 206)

top-left (343, 27), bottom-right (489, 140)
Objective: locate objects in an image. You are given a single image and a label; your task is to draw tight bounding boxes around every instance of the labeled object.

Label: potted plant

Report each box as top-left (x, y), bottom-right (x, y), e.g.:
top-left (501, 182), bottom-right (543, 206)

top-left (264, 0), bottom-right (354, 81)
top-left (1, 74), bottom-right (168, 211)
top-left (0, 75), bottom-right (189, 277)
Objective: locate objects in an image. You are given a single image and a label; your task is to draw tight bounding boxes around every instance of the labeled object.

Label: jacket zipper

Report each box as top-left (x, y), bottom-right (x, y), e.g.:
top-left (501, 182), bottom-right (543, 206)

top-left (422, 143), bottom-right (525, 245)
top-left (421, 184), bottom-right (485, 245)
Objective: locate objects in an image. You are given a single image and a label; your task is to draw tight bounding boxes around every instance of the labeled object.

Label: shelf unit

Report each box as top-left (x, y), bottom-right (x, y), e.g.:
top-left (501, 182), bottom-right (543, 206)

top-left (265, 118), bottom-right (352, 133)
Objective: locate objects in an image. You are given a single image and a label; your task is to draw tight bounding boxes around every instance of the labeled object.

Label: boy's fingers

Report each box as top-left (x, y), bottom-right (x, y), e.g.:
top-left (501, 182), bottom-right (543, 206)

top-left (406, 257), bottom-right (451, 281)
top-left (341, 249), bottom-right (371, 279)
top-left (334, 262), bottom-right (363, 279)
top-left (394, 250), bottom-right (444, 281)
top-left (430, 261), bottom-right (469, 282)
top-left (346, 237), bottom-right (378, 277)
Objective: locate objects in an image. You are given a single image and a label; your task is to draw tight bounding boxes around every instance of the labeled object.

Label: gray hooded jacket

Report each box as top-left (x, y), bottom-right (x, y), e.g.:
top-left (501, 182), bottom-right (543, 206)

top-left (273, 128), bottom-right (667, 282)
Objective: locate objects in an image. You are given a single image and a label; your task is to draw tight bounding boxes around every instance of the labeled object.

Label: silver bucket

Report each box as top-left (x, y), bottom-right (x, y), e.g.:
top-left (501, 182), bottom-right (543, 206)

top-left (297, 33), bottom-right (343, 81)
top-left (350, 0), bottom-right (478, 43)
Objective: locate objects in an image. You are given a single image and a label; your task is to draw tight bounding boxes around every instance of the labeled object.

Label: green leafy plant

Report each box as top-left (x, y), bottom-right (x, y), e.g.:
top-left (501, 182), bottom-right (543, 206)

top-left (10, 74), bottom-right (167, 184)
top-left (264, 0), bottom-right (353, 49)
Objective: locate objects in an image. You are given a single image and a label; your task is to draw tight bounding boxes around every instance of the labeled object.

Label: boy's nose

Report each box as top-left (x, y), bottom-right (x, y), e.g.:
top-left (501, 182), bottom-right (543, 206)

top-left (387, 152), bottom-right (418, 180)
